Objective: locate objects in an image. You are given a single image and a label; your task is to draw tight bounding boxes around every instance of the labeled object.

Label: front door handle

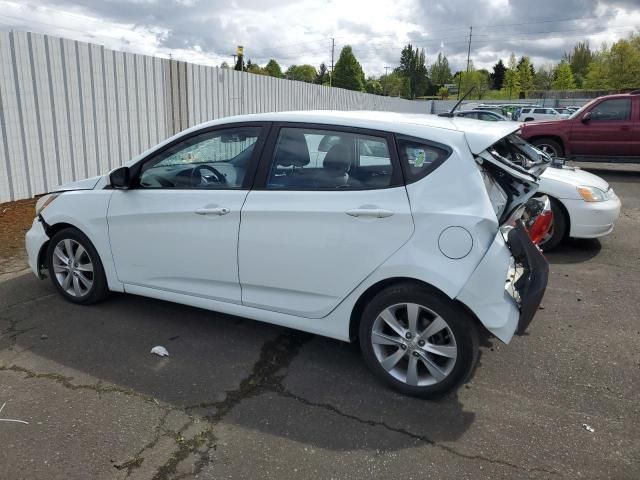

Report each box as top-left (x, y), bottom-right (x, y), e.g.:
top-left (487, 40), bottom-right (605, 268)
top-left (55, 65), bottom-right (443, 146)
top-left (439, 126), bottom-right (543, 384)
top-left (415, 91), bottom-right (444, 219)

top-left (195, 207), bottom-right (230, 216)
top-left (345, 208), bottom-right (394, 218)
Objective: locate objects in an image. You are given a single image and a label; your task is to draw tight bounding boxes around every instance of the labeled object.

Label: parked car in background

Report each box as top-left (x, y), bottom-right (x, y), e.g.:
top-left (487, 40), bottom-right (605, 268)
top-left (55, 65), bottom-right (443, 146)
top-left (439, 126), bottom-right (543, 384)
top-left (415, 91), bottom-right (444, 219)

top-left (535, 164), bottom-right (621, 250)
top-left (520, 91), bottom-right (640, 163)
top-left (554, 107), bottom-right (575, 115)
top-left (455, 110), bottom-right (509, 121)
top-left (474, 104), bottom-right (511, 119)
top-left (449, 108), bottom-right (622, 250)
top-left (26, 111), bottom-right (550, 398)
top-left (515, 107), bottom-right (570, 122)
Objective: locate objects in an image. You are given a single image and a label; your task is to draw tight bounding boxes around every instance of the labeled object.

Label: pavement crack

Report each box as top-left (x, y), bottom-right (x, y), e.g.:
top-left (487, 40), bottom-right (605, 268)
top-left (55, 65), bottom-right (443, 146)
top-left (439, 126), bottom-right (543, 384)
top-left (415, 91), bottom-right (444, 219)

top-left (274, 388), bottom-right (561, 478)
top-left (0, 364), bottom-right (170, 409)
top-left (0, 292), bottom-right (56, 311)
top-left (152, 332), bottom-right (311, 480)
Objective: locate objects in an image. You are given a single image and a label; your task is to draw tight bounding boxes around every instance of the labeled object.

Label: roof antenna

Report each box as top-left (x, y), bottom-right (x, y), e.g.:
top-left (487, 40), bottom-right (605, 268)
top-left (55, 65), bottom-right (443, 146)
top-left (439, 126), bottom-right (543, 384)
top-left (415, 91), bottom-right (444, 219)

top-left (438, 86), bottom-right (476, 117)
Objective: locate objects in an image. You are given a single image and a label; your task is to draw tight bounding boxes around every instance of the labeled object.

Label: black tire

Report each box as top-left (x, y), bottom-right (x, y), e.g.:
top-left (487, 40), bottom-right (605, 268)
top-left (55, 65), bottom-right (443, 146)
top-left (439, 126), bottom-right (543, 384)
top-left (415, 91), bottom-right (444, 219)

top-left (47, 227), bottom-right (109, 304)
top-left (538, 198), bottom-right (568, 252)
top-left (531, 137), bottom-right (564, 159)
top-left (524, 117), bottom-right (534, 122)
top-left (359, 283), bottom-right (479, 398)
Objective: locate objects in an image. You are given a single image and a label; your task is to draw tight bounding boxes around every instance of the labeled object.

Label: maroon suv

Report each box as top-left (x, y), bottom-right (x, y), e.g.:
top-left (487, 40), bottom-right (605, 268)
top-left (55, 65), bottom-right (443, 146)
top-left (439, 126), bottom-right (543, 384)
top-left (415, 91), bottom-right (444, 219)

top-left (520, 91), bottom-right (640, 163)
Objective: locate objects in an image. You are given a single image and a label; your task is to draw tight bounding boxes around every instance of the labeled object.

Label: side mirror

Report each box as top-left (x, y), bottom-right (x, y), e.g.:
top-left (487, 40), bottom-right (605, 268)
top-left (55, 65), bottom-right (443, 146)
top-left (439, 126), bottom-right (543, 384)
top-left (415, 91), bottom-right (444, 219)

top-left (581, 111), bottom-right (592, 123)
top-left (109, 166), bottom-right (130, 189)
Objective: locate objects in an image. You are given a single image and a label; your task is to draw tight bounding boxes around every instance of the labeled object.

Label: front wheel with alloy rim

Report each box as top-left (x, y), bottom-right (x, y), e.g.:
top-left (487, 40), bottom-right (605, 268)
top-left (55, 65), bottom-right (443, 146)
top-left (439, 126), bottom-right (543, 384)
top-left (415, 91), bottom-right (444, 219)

top-left (47, 228), bottom-right (109, 304)
top-left (359, 283), bottom-right (478, 398)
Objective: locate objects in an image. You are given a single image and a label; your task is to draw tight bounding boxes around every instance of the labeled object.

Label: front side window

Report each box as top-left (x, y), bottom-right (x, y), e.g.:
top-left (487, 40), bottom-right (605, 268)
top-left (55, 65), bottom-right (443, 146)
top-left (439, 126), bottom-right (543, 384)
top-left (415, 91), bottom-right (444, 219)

top-left (267, 128), bottom-right (394, 189)
top-left (138, 127), bottom-right (261, 189)
top-left (590, 99), bottom-right (631, 121)
top-left (533, 108), bottom-right (546, 114)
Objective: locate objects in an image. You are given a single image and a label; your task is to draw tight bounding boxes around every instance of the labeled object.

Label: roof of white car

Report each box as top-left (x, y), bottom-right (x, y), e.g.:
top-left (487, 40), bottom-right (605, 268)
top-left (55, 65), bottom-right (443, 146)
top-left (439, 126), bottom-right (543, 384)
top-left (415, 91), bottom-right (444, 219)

top-left (201, 110), bottom-right (520, 154)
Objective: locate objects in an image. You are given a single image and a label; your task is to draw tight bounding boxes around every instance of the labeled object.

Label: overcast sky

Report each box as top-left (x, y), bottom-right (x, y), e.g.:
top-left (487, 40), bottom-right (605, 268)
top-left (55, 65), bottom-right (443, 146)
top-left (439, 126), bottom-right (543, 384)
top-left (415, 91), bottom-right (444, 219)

top-left (1, 0), bottom-right (639, 76)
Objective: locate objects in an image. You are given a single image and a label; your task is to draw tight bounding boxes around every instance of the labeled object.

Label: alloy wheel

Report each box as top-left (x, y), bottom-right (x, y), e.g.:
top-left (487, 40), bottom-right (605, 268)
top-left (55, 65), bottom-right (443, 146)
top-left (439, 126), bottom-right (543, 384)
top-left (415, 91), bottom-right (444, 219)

top-left (535, 144), bottom-right (558, 159)
top-left (371, 303), bottom-right (457, 387)
top-left (52, 238), bottom-right (94, 297)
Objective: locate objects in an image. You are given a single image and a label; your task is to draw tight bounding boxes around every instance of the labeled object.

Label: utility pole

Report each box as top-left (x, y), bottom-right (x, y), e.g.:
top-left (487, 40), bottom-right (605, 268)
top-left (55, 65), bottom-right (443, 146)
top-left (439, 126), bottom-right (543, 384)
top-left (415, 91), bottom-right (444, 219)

top-left (457, 25), bottom-right (472, 100)
top-left (330, 37), bottom-right (335, 87)
top-left (384, 66), bottom-right (390, 95)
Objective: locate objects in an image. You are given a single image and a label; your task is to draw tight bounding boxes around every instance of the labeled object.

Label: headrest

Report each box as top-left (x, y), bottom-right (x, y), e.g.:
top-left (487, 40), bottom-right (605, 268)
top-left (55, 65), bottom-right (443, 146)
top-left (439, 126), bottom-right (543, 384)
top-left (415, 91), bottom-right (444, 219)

top-left (323, 143), bottom-right (352, 173)
top-left (274, 130), bottom-right (310, 167)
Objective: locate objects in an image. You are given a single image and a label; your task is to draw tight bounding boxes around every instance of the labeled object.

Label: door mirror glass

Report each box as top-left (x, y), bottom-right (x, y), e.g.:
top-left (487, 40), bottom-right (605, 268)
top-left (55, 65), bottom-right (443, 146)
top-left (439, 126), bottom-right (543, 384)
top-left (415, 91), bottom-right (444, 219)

top-left (110, 166), bottom-right (130, 189)
top-left (581, 111), bottom-right (592, 123)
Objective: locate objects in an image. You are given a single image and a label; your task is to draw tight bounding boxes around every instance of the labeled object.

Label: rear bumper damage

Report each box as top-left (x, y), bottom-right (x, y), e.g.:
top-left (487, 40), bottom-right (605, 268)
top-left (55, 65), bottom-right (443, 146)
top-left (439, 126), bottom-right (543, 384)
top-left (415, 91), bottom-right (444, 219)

top-left (456, 222), bottom-right (548, 343)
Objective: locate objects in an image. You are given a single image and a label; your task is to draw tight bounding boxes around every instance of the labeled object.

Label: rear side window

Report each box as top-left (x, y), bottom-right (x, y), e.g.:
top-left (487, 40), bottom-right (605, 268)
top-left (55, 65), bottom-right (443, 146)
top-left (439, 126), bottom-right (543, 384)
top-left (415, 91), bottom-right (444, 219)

top-left (533, 108), bottom-right (546, 114)
top-left (396, 137), bottom-right (451, 184)
top-left (521, 108), bottom-right (530, 114)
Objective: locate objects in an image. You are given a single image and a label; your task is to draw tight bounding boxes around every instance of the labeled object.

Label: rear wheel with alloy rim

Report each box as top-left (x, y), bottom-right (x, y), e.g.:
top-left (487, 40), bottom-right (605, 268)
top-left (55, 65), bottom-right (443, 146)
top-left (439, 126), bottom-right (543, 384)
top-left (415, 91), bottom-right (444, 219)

top-left (47, 228), bottom-right (108, 304)
top-left (359, 283), bottom-right (478, 397)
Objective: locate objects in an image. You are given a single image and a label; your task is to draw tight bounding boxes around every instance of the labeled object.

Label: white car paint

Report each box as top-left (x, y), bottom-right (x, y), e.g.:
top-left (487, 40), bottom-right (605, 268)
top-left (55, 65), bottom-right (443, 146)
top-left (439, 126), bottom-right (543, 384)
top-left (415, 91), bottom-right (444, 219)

top-left (519, 107), bottom-right (570, 122)
top-left (26, 110), bottom-right (544, 345)
top-left (538, 166), bottom-right (621, 238)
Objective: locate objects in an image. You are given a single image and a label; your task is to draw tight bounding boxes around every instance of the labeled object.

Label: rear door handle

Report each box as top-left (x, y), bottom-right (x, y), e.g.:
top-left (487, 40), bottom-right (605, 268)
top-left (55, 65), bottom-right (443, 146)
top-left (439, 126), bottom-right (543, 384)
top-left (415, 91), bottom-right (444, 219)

top-left (195, 207), bottom-right (230, 216)
top-left (345, 208), bottom-right (394, 218)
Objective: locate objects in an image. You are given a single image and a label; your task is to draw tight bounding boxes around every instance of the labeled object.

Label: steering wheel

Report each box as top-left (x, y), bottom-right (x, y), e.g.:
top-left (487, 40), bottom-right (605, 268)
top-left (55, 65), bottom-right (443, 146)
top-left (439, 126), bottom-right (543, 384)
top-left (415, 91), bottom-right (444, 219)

top-left (191, 164), bottom-right (227, 187)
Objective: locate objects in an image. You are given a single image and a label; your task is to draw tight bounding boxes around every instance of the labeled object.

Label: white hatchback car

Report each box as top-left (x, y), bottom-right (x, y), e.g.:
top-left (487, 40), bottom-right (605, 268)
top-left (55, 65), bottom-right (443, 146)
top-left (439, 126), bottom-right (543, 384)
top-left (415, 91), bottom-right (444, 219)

top-left (26, 111), bottom-right (550, 397)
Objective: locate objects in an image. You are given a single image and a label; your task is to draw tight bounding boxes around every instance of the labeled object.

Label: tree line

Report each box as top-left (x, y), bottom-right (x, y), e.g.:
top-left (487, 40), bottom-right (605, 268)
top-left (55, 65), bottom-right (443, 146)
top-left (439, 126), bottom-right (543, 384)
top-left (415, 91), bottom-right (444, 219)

top-left (222, 31), bottom-right (640, 99)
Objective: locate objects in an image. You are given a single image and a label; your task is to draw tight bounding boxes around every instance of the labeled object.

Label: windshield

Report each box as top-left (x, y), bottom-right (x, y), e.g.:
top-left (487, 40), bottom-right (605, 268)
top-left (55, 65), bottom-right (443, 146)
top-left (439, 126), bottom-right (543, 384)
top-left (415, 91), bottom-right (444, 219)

top-left (568, 99), bottom-right (597, 119)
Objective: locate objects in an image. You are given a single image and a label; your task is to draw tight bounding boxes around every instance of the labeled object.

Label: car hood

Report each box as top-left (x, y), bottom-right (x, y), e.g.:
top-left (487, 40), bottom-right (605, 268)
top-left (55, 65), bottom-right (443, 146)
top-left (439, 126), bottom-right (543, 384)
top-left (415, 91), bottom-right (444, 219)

top-left (521, 119), bottom-right (567, 128)
top-left (541, 166), bottom-right (609, 191)
top-left (52, 175), bottom-right (103, 192)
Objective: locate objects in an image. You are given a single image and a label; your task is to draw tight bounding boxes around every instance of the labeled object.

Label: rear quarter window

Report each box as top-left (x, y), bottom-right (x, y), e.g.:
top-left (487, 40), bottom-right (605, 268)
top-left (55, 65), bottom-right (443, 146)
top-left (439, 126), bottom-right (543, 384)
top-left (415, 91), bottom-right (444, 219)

top-left (396, 136), bottom-right (451, 184)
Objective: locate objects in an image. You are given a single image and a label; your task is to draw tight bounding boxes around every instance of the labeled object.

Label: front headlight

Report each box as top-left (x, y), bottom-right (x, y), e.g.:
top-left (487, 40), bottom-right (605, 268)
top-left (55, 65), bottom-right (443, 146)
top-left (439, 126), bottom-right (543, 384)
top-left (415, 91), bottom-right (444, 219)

top-left (35, 193), bottom-right (60, 216)
top-left (577, 186), bottom-right (607, 202)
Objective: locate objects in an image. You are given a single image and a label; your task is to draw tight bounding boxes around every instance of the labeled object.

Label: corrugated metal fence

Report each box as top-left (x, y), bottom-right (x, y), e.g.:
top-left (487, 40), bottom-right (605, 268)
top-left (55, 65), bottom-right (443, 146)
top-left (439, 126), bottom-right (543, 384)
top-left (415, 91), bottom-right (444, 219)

top-left (0, 31), bottom-right (427, 203)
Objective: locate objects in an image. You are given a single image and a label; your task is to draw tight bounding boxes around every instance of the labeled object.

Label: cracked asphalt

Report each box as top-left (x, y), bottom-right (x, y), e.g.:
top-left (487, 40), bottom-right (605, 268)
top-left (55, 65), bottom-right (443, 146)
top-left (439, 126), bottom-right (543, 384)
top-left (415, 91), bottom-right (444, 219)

top-left (1, 168), bottom-right (639, 480)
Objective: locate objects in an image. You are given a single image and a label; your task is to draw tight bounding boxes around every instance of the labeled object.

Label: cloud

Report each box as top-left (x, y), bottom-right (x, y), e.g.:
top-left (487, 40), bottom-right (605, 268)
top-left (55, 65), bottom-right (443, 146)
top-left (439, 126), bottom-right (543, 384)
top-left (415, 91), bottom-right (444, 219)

top-left (0, 0), bottom-right (638, 75)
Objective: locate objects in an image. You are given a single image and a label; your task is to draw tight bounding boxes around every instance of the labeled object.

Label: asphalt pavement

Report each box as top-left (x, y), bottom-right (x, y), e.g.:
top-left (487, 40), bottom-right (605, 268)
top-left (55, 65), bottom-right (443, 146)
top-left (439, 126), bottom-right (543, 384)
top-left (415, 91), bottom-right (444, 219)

top-left (1, 170), bottom-right (638, 479)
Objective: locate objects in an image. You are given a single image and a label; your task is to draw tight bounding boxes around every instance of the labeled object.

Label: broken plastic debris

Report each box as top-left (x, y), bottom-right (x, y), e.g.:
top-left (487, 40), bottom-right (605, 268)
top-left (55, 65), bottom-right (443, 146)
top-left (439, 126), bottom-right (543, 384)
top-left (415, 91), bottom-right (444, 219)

top-left (150, 346), bottom-right (169, 357)
top-left (582, 423), bottom-right (595, 433)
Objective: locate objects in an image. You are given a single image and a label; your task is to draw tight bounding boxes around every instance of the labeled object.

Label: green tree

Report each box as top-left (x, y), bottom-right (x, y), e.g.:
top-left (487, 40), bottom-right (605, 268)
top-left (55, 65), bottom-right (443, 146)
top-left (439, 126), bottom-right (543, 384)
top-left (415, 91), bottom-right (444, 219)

top-left (517, 56), bottom-right (534, 97)
top-left (285, 64), bottom-right (317, 83)
top-left (315, 63), bottom-right (328, 84)
top-left (553, 62), bottom-right (576, 90)
top-left (491, 59), bottom-right (506, 90)
top-left (379, 71), bottom-right (404, 96)
top-left (264, 59), bottom-right (283, 78)
top-left (332, 45), bottom-right (365, 91)
top-left (365, 78), bottom-right (383, 95)
top-left (584, 48), bottom-right (611, 89)
top-left (607, 38), bottom-right (640, 89)
top-left (429, 52), bottom-right (452, 85)
top-left (246, 60), bottom-right (267, 75)
top-left (220, 61), bottom-right (230, 69)
top-left (476, 69), bottom-right (491, 99)
top-left (437, 86), bottom-right (450, 99)
top-left (502, 53), bottom-right (520, 99)
top-left (396, 44), bottom-right (429, 98)
top-left (564, 41), bottom-right (592, 88)
top-left (534, 64), bottom-right (555, 90)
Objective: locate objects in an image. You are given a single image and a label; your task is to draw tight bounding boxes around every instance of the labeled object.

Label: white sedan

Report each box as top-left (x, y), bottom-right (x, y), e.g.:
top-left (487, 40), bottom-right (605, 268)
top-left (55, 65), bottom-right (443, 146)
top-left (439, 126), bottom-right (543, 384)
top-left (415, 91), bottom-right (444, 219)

top-left (26, 111), bottom-right (550, 397)
top-left (537, 165), bottom-right (621, 250)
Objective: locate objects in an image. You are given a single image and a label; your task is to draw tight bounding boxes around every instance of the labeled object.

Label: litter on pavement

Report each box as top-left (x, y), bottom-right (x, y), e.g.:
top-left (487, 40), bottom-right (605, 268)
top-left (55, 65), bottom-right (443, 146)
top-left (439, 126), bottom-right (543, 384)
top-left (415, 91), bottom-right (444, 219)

top-left (150, 346), bottom-right (169, 357)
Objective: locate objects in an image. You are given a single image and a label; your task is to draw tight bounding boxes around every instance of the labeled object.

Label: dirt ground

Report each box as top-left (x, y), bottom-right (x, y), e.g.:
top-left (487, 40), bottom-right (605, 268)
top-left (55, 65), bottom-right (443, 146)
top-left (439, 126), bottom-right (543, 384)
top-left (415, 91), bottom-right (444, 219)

top-left (0, 198), bottom-right (36, 275)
